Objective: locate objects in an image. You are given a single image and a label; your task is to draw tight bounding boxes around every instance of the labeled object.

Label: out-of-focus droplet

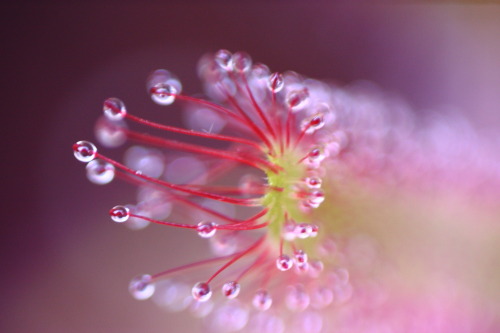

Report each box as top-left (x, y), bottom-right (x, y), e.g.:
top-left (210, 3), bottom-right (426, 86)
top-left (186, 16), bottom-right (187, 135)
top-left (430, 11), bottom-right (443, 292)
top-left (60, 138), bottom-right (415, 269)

top-left (210, 233), bottom-right (238, 256)
top-left (267, 72), bottom-right (284, 93)
top-left (86, 159), bottom-right (115, 185)
top-left (103, 97), bottom-right (127, 121)
top-left (110, 205), bottom-right (130, 223)
top-left (310, 286), bottom-right (334, 309)
top-left (238, 174), bottom-right (264, 195)
top-left (95, 116), bottom-right (127, 148)
top-left (73, 140), bottom-right (97, 162)
top-left (152, 280), bottom-right (192, 312)
top-left (295, 223), bottom-right (312, 239)
top-left (333, 283), bottom-right (353, 303)
top-left (294, 250), bottom-right (308, 265)
top-left (308, 147), bottom-right (326, 164)
top-left (308, 260), bottom-right (324, 278)
top-left (305, 177), bottom-right (322, 189)
top-left (251, 63), bottom-right (270, 80)
top-left (301, 113), bottom-right (325, 134)
top-left (189, 299), bottom-right (213, 318)
top-left (286, 89), bottom-right (309, 111)
top-left (276, 254), bottom-right (294, 271)
top-left (165, 156), bottom-right (207, 185)
top-left (283, 222), bottom-right (297, 241)
top-left (291, 311), bottom-right (323, 333)
top-left (307, 190), bottom-right (325, 208)
top-left (222, 281), bottom-right (241, 299)
top-left (185, 107), bottom-right (226, 134)
top-left (309, 224), bottom-right (319, 237)
top-left (147, 69), bottom-right (182, 105)
top-left (197, 221), bottom-right (217, 238)
top-left (214, 49), bottom-right (233, 71)
top-left (124, 146), bottom-right (165, 179)
top-left (252, 290), bottom-right (272, 311)
top-left (129, 274), bottom-right (155, 300)
top-left (192, 282), bottom-right (212, 302)
top-left (123, 204), bottom-right (151, 230)
top-left (248, 313), bottom-right (285, 333)
top-left (285, 284), bottom-right (310, 312)
top-left (332, 267), bottom-right (350, 286)
top-left (232, 52), bottom-right (252, 73)
top-left (208, 300), bottom-right (249, 333)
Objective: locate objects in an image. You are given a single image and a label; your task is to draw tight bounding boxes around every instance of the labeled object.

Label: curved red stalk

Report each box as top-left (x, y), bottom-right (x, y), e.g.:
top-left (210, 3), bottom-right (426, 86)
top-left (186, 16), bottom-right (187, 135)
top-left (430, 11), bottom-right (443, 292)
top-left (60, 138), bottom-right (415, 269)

top-left (235, 250), bottom-right (269, 282)
top-left (114, 170), bottom-right (264, 225)
top-left (206, 235), bottom-right (266, 284)
top-left (97, 153), bottom-right (259, 206)
top-left (224, 92), bottom-right (274, 152)
top-left (151, 252), bottom-right (245, 281)
top-left (125, 113), bottom-right (263, 151)
top-left (239, 73), bottom-right (277, 139)
top-left (124, 130), bottom-right (281, 173)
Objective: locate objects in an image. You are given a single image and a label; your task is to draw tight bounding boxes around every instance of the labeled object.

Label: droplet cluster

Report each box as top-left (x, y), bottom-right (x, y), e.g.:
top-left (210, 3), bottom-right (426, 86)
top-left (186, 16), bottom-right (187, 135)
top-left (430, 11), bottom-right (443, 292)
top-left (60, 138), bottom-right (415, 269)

top-left (73, 49), bottom-right (358, 332)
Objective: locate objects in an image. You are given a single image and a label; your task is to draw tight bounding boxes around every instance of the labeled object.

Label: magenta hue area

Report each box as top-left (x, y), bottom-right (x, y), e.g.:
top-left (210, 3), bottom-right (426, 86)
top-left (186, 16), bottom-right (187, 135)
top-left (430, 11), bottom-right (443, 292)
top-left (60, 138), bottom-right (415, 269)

top-left (2, 2), bottom-right (500, 333)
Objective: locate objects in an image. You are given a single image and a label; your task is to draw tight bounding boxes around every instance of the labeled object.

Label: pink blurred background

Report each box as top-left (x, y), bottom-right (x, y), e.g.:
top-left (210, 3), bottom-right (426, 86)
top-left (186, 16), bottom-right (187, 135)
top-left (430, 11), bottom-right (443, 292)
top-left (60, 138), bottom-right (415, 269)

top-left (2, 2), bottom-right (500, 332)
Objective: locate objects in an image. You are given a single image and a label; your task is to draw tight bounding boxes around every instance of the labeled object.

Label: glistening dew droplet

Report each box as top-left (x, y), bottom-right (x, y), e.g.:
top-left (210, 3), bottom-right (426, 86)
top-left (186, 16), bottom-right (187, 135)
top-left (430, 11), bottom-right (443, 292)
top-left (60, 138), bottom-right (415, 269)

top-left (86, 159), bottom-right (115, 185)
top-left (72, 49), bottom-right (380, 332)
top-left (109, 205), bottom-right (130, 223)
top-left (192, 282), bottom-right (212, 302)
top-left (197, 221), bottom-right (217, 239)
top-left (267, 72), bottom-right (284, 93)
top-left (214, 49), bottom-right (233, 71)
top-left (129, 274), bottom-right (155, 300)
top-left (232, 51), bottom-right (252, 73)
top-left (147, 69), bottom-right (182, 106)
top-left (73, 140), bottom-right (97, 162)
top-left (293, 249), bottom-right (308, 265)
top-left (103, 97), bottom-right (127, 121)
top-left (276, 254), bottom-right (294, 271)
top-left (286, 89), bottom-right (309, 111)
top-left (221, 281), bottom-right (241, 299)
top-left (253, 290), bottom-right (273, 311)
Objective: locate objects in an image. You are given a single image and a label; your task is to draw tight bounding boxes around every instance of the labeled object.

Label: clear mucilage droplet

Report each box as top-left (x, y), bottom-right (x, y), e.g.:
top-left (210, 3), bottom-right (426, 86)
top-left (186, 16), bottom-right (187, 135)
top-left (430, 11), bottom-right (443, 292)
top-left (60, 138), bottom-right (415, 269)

top-left (214, 49), bottom-right (233, 71)
top-left (192, 282), bottom-right (212, 302)
top-left (286, 89), bottom-right (309, 111)
top-left (73, 140), bottom-right (97, 162)
top-left (197, 221), bottom-right (217, 238)
top-left (294, 250), bottom-right (308, 265)
top-left (110, 205), bottom-right (130, 223)
top-left (305, 177), bottom-right (322, 189)
top-left (301, 113), bottom-right (325, 134)
top-left (295, 223), bottom-right (313, 239)
top-left (276, 254), bottom-right (294, 271)
top-left (232, 51), bottom-right (252, 73)
top-left (95, 116), bottom-right (127, 148)
top-left (253, 290), bottom-right (272, 311)
top-left (86, 159), bottom-right (115, 185)
top-left (309, 224), bottom-right (319, 237)
top-left (129, 274), bottom-right (155, 300)
top-left (308, 260), bottom-right (324, 278)
top-left (308, 147), bottom-right (326, 164)
top-left (310, 286), bottom-right (334, 309)
top-left (147, 69), bottom-right (182, 106)
top-left (251, 63), bottom-right (270, 80)
top-left (283, 221), bottom-right (297, 241)
top-left (221, 281), bottom-right (241, 299)
top-left (103, 97), bottom-right (127, 121)
top-left (285, 284), bottom-right (310, 312)
top-left (267, 72), bottom-right (284, 93)
top-left (307, 190), bottom-right (325, 208)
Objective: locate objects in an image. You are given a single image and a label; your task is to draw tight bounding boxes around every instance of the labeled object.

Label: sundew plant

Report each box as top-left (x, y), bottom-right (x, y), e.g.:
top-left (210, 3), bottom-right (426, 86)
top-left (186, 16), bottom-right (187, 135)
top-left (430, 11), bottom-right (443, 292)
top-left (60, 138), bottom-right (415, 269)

top-left (73, 50), bottom-right (500, 333)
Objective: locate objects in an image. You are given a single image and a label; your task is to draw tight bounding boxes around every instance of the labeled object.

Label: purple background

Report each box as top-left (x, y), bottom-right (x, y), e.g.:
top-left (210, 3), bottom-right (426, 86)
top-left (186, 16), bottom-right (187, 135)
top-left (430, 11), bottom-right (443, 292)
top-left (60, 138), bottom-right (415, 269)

top-left (2, 2), bottom-right (500, 332)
